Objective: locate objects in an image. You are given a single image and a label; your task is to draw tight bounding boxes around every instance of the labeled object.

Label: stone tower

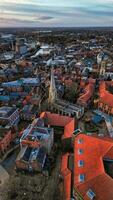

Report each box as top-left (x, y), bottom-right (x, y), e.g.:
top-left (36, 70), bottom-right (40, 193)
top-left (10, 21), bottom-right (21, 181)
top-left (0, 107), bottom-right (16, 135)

top-left (100, 60), bottom-right (106, 76)
top-left (48, 69), bottom-right (57, 103)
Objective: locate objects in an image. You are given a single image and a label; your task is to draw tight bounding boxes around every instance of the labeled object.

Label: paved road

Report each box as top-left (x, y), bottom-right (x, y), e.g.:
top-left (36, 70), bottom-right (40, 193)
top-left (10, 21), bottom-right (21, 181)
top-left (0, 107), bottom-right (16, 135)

top-left (0, 165), bottom-right (9, 188)
top-left (0, 165), bottom-right (9, 200)
top-left (1, 151), bottom-right (17, 173)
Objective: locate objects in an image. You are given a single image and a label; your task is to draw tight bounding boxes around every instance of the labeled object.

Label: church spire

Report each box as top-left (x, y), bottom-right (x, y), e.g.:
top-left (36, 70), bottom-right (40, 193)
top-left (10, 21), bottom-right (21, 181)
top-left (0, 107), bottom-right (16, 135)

top-left (48, 69), bottom-right (57, 103)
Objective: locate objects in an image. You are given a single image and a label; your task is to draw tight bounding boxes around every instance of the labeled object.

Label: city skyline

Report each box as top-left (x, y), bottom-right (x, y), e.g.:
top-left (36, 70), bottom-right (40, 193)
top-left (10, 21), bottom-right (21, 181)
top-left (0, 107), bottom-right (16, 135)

top-left (0, 0), bottom-right (113, 27)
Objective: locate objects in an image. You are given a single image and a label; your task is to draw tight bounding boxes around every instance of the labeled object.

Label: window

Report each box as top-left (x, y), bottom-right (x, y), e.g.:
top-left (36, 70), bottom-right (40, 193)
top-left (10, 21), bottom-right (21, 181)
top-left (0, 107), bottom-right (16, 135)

top-left (78, 160), bottom-right (84, 167)
top-left (86, 189), bottom-right (96, 200)
top-left (78, 149), bottom-right (84, 155)
top-left (78, 138), bottom-right (83, 144)
top-left (79, 174), bottom-right (85, 182)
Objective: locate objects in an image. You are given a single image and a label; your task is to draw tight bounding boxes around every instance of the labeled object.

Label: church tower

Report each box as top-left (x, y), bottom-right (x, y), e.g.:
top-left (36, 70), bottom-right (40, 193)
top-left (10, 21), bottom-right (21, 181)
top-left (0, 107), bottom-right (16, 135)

top-left (48, 69), bottom-right (57, 103)
top-left (100, 60), bottom-right (106, 76)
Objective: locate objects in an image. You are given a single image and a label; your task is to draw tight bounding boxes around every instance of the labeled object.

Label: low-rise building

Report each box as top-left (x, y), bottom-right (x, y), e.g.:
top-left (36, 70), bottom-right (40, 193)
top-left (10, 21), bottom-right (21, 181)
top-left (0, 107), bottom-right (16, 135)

top-left (98, 81), bottom-right (113, 115)
top-left (61, 133), bottom-right (113, 200)
top-left (16, 117), bottom-right (53, 172)
top-left (0, 125), bottom-right (15, 154)
top-left (20, 125), bottom-right (54, 154)
top-left (48, 70), bottom-right (84, 119)
top-left (0, 106), bottom-right (19, 126)
top-left (77, 78), bottom-right (95, 108)
top-left (16, 146), bottom-right (46, 172)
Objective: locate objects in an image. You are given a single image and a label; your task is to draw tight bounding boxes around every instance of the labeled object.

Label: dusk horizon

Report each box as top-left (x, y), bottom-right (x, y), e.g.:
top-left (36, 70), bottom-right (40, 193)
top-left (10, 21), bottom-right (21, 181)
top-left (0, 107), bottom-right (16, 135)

top-left (1, 1), bottom-right (113, 200)
top-left (0, 0), bottom-right (113, 27)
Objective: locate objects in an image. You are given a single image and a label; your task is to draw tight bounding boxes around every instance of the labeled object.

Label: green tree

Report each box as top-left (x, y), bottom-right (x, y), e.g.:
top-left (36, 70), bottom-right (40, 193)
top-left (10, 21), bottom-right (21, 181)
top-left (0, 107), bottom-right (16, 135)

top-left (64, 82), bottom-right (78, 103)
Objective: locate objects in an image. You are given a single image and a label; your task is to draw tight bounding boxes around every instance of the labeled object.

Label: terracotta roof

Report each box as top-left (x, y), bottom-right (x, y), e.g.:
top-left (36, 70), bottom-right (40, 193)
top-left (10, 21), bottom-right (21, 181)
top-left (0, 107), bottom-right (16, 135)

top-left (40, 112), bottom-right (76, 200)
top-left (99, 81), bottom-right (113, 108)
top-left (74, 133), bottom-right (113, 200)
top-left (64, 118), bottom-right (75, 139)
top-left (78, 79), bottom-right (95, 106)
top-left (40, 112), bottom-right (75, 139)
top-left (61, 153), bottom-right (71, 200)
top-left (78, 174), bottom-right (113, 200)
top-left (104, 146), bottom-right (113, 160)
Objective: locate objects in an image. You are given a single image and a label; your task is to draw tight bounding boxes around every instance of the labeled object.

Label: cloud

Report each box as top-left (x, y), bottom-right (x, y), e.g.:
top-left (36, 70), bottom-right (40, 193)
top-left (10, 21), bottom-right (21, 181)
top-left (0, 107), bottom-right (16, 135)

top-left (0, 17), bottom-right (39, 24)
top-left (0, 0), bottom-right (113, 27)
top-left (0, 14), bottom-right (55, 27)
top-left (36, 16), bottom-right (54, 21)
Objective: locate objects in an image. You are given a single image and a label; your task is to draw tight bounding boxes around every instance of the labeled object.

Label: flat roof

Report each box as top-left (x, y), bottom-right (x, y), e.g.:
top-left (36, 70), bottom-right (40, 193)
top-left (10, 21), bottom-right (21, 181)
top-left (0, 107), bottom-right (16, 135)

top-left (0, 106), bottom-right (17, 118)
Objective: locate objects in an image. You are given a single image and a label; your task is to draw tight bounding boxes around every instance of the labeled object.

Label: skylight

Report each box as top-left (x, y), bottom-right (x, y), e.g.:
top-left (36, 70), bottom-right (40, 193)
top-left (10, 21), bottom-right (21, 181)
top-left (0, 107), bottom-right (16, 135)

top-left (78, 160), bottom-right (84, 167)
top-left (79, 174), bottom-right (85, 182)
top-left (86, 189), bottom-right (96, 200)
top-left (78, 138), bottom-right (83, 144)
top-left (78, 149), bottom-right (84, 155)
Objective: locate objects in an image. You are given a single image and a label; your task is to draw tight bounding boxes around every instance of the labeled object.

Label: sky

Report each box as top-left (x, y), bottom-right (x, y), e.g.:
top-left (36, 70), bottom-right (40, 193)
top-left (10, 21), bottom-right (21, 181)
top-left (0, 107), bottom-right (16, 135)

top-left (0, 0), bottom-right (113, 27)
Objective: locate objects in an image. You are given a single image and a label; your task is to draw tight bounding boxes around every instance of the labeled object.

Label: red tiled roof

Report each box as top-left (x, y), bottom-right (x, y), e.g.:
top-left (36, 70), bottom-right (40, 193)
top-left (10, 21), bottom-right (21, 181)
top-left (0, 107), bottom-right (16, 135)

top-left (99, 81), bottom-right (113, 108)
top-left (78, 79), bottom-right (95, 106)
top-left (61, 153), bottom-right (71, 200)
top-left (40, 112), bottom-right (76, 200)
top-left (104, 146), bottom-right (113, 160)
top-left (40, 112), bottom-right (75, 139)
top-left (79, 174), bottom-right (113, 200)
top-left (74, 133), bottom-right (113, 200)
top-left (64, 118), bottom-right (75, 139)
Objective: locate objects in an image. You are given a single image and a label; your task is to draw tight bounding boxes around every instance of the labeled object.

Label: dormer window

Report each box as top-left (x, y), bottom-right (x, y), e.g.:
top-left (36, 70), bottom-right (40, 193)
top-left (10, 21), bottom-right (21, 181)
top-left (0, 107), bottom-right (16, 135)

top-left (79, 174), bottom-right (85, 182)
top-left (78, 160), bottom-right (84, 167)
top-left (78, 149), bottom-right (84, 155)
top-left (78, 138), bottom-right (83, 144)
top-left (86, 189), bottom-right (96, 200)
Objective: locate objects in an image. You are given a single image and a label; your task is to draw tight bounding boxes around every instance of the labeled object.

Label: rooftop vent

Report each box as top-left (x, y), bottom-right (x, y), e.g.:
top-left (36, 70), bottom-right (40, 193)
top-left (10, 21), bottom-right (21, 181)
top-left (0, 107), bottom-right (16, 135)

top-left (79, 174), bottom-right (85, 182)
top-left (86, 189), bottom-right (96, 200)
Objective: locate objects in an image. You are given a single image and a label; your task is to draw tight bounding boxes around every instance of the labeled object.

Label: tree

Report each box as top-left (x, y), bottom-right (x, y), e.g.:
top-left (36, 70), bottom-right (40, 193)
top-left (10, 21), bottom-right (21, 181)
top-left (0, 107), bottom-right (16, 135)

top-left (64, 82), bottom-right (78, 103)
top-left (3, 174), bottom-right (46, 200)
